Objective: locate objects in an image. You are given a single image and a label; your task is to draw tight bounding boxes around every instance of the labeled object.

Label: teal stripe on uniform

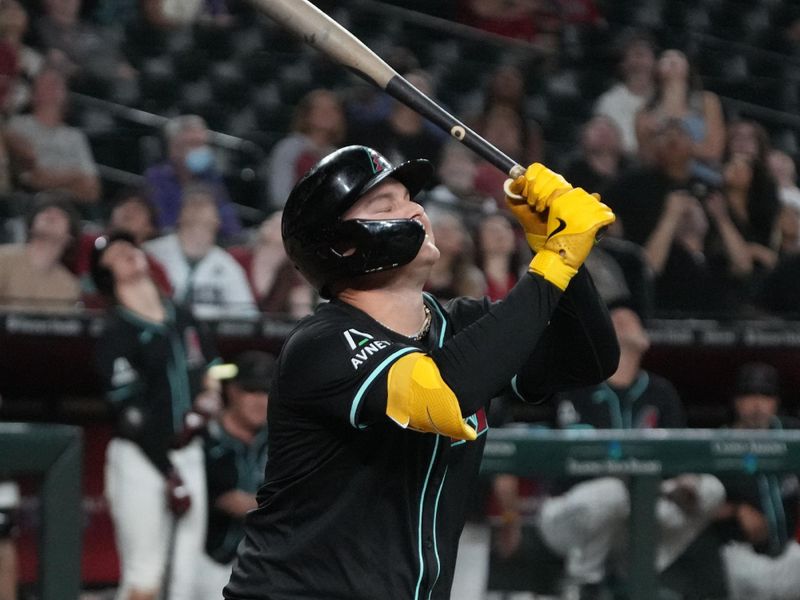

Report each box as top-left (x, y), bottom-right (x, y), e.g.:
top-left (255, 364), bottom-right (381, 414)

top-left (414, 435), bottom-right (440, 600)
top-left (427, 466), bottom-right (449, 599)
top-left (348, 347), bottom-right (418, 428)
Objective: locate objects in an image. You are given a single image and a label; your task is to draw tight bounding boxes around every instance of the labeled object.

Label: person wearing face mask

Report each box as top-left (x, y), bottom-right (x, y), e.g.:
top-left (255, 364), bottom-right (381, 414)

top-left (144, 184), bottom-right (256, 319)
top-left (144, 114), bottom-right (242, 240)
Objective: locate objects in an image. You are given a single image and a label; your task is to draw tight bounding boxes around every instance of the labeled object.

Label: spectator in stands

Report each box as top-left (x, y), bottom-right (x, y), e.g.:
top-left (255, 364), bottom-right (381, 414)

top-left (714, 362), bottom-right (800, 600)
top-left (196, 351), bottom-right (272, 599)
top-left (5, 67), bottom-right (100, 204)
top-left (227, 211), bottom-right (316, 319)
top-left (0, 474), bottom-right (18, 600)
top-left (536, 307), bottom-right (725, 598)
top-left (594, 29), bottom-right (657, 157)
top-left (423, 141), bottom-right (496, 228)
top-left (34, 0), bottom-right (137, 87)
top-left (347, 70), bottom-right (442, 169)
top-left (473, 104), bottom-right (543, 207)
top-left (635, 49), bottom-right (725, 180)
top-left (264, 89), bottom-right (346, 211)
top-left (145, 115), bottom-right (241, 239)
top-left (0, 0), bottom-right (44, 116)
top-left (145, 184), bottom-right (257, 319)
top-left (91, 231), bottom-right (222, 600)
top-left (424, 206), bottom-right (486, 302)
top-left (475, 211), bottom-right (525, 301)
top-left (727, 119), bottom-right (772, 166)
top-left (142, 0), bottom-right (232, 29)
top-left (605, 118), bottom-right (705, 246)
top-left (74, 189), bottom-right (173, 303)
top-left (719, 154), bottom-right (780, 274)
top-left (0, 192), bottom-right (80, 311)
top-left (563, 115), bottom-right (628, 195)
top-left (767, 149), bottom-right (800, 210)
top-left (645, 184), bottom-right (753, 315)
top-left (767, 149), bottom-right (800, 254)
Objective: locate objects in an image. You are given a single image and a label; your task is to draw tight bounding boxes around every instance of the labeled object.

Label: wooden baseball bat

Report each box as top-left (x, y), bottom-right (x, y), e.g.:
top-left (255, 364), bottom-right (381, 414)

top-left (247, 0), bottom-right (526, 179)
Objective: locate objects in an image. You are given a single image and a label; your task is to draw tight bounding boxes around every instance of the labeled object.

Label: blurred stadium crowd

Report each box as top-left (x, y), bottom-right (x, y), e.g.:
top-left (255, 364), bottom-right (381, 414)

top-left (2, 0), bottom-right (800, 598)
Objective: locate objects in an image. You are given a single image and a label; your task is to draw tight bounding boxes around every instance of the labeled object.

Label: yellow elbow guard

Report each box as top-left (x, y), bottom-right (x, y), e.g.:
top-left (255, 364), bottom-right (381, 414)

top-left (386, 353), bottom-right (477, 441)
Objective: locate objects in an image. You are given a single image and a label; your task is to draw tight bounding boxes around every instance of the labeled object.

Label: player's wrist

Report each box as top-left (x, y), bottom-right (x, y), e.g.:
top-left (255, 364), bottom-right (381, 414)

top-left (529, 250), bottom-right (577, 291)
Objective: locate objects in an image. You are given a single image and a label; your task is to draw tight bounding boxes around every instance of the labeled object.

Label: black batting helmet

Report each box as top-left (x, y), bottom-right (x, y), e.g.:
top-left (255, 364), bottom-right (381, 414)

top-left (90, 231), bottom-right (138, 299)
top-left (282, 145), bottom-right (433, 297)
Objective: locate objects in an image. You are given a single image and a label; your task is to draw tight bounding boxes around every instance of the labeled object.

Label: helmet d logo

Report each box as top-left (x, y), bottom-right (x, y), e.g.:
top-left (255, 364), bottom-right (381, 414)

top-left (368, 151), bottom-right (384, 174)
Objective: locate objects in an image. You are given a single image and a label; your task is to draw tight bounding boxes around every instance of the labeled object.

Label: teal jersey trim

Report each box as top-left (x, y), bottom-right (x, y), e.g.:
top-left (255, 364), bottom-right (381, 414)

top-left (349, 347), bottom-right (417, 428)
top-left (427, 467), bottom-right (449, 599)
top-left (414, 434), bottom-right (441, 600)
top-left (510, 375), bottom-right (525, 401)
top-left (422, 293), bottom-right (448, 348)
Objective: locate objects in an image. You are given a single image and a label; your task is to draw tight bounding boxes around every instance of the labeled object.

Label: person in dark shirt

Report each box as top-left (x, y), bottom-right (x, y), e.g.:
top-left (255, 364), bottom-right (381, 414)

top-left (224, 145), bottom-right (619, 599)
top-left (196, 351), bottom-right (273, 599)
top-left (714, 362), bottom-right (800, 600)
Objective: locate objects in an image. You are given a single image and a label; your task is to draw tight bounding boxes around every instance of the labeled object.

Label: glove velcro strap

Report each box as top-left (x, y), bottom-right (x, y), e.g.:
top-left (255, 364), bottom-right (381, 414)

top-left (529, 249), bottom-right (578, 291)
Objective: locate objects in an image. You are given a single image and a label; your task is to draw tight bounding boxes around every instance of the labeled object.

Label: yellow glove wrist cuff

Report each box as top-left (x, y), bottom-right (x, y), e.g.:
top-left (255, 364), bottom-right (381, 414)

top-left (529, 249), bottom-right (578, 291)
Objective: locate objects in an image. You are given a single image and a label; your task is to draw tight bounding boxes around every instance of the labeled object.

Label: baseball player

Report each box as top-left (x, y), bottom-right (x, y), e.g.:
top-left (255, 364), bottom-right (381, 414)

top-left (224, 145), bottom-right (619, 600)
top-left (195, 351), bottom-right (273, 599)
top-left (92, 232), bottom-right (222, 600)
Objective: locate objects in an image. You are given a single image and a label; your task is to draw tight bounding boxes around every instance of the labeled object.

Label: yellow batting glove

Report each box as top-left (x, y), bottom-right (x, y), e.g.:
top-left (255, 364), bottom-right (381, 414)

top-left (506, 163), bottom-right (573, 213)
top-left (504, 180), bottom-right (547, 252)
top-left (529, 188), bottom-right (616, 290)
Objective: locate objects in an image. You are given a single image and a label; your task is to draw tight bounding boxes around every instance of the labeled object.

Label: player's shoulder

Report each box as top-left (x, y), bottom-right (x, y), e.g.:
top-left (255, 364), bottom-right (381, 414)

top-left (281, 302), bottom-right (388, 361)
top-left (438, 293), bottom-right (492, 331)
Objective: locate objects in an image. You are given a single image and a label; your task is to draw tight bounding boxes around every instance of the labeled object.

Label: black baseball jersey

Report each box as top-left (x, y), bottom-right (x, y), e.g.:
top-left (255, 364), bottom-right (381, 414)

top-left (204, 419), bottom-right (269, 564)
top-left (554, 371), bottom-right (686, 430)
top-left (225, 270), bottom-right (618, 600)
top-left (95, 301), bottom-right (219, 474)
top-left (715, 417), bottom-right (800, 557)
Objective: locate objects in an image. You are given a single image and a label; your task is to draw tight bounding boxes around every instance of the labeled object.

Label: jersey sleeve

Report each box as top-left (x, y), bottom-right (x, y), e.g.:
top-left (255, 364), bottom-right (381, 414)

top-left (205, 444), bottom-right (239, 506)
top-left (512, 267), bottom-right (620, 402)
top-left (277, 320), bottom-right (419, 429)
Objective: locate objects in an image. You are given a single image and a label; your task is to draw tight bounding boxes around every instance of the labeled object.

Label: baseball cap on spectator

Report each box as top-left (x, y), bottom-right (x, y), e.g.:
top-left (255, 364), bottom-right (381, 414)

top-left (734, 362), bottom-right (780, 398)
top-left (209, 351), bottom-right (276, 393)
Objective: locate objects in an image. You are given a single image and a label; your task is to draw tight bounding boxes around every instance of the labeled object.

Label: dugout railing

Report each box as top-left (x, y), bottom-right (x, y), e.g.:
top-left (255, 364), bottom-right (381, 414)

top-left (481, 428), bottom-right (800, 600)
top-left (0, 423), bottom-right (83, 600)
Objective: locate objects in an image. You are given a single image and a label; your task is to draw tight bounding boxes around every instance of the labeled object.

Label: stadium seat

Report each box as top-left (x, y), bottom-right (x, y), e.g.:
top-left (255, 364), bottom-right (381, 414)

top-left (210, 61), bottom-right (251, 108)
top-left (173, 47), bottom-right (211, 83)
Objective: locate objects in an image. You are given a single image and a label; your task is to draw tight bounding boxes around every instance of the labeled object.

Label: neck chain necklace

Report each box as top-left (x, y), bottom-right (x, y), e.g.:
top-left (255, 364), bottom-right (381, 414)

top-left (376, 304), bottom-right (432, 341)
top-left (410, 305), bottom-right (432, 341)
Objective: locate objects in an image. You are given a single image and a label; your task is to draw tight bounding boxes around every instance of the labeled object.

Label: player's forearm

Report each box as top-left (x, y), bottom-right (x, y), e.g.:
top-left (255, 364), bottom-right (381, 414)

top-left (431, 272), bottom-right (561, 416)
top-left (514, 267), bottom-right (619, 399)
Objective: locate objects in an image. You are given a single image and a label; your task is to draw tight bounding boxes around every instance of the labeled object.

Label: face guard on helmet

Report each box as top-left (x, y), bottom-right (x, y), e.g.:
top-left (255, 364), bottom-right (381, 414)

top-left (282, 145), bottom-right (433, 298)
